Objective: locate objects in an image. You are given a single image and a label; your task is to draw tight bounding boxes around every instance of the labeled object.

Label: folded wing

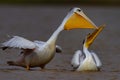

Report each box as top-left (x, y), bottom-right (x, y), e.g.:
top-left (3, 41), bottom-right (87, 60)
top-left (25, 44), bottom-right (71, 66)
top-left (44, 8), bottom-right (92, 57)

top-left (34, 40), bottom-right (62, 53)
top-left (91, 51), bottom-right (102, 68)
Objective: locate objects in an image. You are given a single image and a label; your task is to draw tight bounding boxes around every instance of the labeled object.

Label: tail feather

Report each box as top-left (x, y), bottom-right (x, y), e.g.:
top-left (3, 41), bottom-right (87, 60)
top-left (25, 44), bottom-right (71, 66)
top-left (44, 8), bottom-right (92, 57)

top-left (7, 61), bottom-right (26, 68)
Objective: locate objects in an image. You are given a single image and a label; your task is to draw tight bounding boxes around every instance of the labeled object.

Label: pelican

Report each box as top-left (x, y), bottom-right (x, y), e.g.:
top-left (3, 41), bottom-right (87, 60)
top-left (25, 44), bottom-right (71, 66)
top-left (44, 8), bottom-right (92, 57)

top-left (71, 25), bottom-right (105, 71)
top-left (1, 7), bottom-right (97, 70)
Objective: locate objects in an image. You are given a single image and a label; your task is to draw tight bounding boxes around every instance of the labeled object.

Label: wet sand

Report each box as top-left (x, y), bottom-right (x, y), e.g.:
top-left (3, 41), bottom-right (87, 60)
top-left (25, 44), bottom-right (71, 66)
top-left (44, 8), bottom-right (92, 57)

top-left (0, 5), bottom-right (120, 80)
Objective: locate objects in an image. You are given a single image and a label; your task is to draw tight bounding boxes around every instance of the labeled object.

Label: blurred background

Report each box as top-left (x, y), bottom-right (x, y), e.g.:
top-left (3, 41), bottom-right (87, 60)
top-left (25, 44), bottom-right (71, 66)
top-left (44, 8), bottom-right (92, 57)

top-left (0, 0), bottom-right (120, 80)
top-left (0, 0), bottom-right (120, 5)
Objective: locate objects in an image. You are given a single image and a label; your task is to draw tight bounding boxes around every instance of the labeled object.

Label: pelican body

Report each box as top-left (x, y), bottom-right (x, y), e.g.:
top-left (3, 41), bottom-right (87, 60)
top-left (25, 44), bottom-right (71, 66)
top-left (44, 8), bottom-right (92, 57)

top-left (71, 25), bottom-right (104, 71)
top-left (71, 44), bottom-right (102, 71)
top-left (1, 7), bottom-right (97, 70)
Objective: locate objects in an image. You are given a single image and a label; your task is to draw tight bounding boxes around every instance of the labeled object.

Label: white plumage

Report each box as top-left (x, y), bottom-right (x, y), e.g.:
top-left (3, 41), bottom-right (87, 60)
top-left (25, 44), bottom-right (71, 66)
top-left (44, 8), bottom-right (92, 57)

top-left (2, 36), bottom-right (36, 49)
top-left (71, 25), bottom-right (104, 71)
top-left (71, 50), bottom-right (84, 69)
top-left (2, 36), bottom-right (62, 70)
top-left (71, 40), bottom-right (102, 71)
top-left (91, 51), bottom-right (102, 68)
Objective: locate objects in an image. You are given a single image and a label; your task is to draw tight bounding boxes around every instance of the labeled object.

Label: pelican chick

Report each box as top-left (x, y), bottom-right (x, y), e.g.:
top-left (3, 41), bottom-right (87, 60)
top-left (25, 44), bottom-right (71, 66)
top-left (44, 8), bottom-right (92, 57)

top-left (71, 25), bottom-right (105, 71)
top-left (1, 7), bottom-right (97, 70)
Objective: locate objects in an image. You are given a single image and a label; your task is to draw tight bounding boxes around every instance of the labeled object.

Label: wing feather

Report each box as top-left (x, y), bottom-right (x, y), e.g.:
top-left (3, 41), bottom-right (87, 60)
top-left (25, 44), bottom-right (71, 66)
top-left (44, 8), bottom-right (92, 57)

top-left (91, 51), bottom-right (102, 68)
top-left (2, 36), bottom-right (36, 49)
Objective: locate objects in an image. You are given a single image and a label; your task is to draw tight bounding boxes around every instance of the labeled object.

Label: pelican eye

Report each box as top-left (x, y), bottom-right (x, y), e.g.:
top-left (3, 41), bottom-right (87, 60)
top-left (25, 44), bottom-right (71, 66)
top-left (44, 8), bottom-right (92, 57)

top-left (77, 9), bottom-right (81, 12)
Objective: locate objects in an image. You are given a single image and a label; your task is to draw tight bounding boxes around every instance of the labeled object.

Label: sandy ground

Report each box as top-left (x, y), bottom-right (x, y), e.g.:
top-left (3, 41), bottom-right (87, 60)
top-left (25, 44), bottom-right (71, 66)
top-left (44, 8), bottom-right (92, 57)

top-left (0, 4), bottom-right (120, 80)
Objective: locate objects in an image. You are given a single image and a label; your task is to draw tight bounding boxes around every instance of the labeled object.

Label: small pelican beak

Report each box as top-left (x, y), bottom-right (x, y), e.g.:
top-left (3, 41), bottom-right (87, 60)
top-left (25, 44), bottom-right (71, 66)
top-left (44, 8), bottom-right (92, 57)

top-left (64, 8), bottom-right (98, 30)
top-left (85, 25), bottom-right (105, 48)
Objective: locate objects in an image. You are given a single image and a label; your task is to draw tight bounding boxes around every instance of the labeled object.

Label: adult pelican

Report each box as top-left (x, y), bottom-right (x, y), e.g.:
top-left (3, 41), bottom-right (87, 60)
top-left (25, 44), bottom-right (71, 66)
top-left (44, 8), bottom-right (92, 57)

top-left (1, 7), bottom-right (97, 70)
top-left (71, 25), bottom-right (105, 71)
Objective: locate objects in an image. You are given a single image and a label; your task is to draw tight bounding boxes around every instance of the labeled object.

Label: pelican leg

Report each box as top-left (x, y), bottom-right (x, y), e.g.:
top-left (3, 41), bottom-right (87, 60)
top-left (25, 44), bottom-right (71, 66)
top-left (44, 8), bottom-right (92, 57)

top-left (40, 64), bottom-right (46, 70)
top-left (97, 67), bottom-right (101, 71)
top-left (26, 65), bottom-right (30, 71)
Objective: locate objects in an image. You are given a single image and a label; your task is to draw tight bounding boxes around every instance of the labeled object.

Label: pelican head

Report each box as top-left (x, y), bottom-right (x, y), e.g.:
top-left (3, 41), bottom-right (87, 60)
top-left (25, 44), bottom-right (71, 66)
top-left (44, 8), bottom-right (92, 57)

top-left (84, 25), bottom-right (105, 48)
top-left (61, 7), bottom-right (98, 30)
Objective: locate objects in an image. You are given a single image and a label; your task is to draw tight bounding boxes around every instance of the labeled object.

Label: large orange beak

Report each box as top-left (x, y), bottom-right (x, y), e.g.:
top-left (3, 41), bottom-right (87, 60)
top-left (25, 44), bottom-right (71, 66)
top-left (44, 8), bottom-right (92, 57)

top-left (85, 25), bottom-right (105, 48)
top-left (64, 11), bottom-right (98, 30)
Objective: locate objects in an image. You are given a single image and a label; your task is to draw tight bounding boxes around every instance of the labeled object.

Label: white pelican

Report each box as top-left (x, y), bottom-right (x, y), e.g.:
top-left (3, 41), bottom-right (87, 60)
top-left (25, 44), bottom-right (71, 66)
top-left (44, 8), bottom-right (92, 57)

top-left (1, 7), bottom-right (97, 70)
top-left (71, 25), bottom-right (105, 71)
